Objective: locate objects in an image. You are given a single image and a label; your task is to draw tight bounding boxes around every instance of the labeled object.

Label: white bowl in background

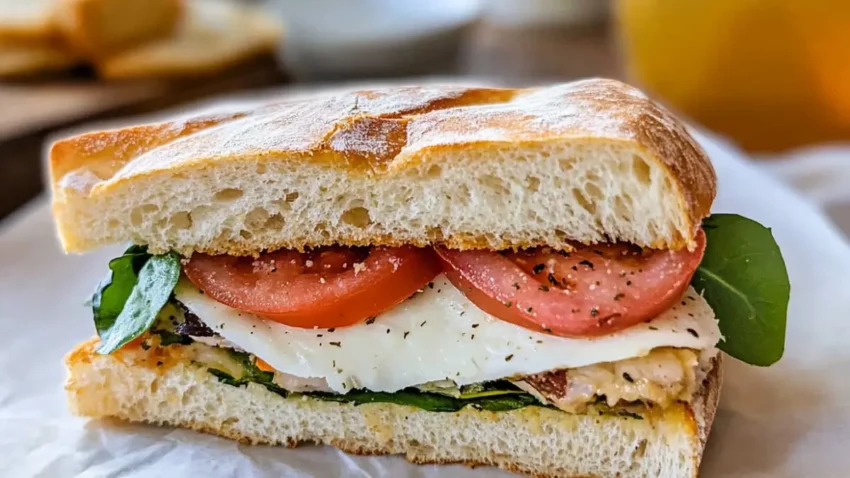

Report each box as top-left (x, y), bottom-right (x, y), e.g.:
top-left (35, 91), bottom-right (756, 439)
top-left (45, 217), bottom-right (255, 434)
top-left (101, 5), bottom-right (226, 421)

top-left (264, 0), bottom-right (482, 80)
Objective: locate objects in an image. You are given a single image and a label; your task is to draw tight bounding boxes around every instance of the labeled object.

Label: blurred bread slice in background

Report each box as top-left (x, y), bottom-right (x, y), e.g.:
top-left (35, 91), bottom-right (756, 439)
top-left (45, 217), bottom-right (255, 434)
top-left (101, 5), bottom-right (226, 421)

top-left (0, 0), bottom-right (76, 78)
top-left (0, 40), bottom-right (78, 77)
top-left (97, 0), bottom-right (281, 79)
top-left (0, 0), bottom-right (58, 42)
top-left (55, 0), bottom-right (183, 60)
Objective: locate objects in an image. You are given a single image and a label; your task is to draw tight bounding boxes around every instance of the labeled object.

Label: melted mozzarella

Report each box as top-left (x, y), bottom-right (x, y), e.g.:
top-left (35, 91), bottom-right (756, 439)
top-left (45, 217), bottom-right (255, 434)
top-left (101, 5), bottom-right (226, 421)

top-left (174, 275), bottom-right (720, 394)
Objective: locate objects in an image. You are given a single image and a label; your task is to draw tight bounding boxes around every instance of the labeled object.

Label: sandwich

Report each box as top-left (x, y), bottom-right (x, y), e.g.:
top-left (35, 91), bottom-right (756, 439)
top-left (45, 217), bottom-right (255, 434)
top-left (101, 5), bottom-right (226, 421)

top-left (50, 79), bottom-right (790, 478)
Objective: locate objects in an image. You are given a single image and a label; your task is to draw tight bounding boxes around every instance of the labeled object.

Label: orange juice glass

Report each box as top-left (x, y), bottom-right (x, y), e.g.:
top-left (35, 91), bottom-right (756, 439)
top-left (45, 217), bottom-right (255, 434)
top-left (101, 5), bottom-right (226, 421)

top-left (615, 0), bottom-right (850, 152)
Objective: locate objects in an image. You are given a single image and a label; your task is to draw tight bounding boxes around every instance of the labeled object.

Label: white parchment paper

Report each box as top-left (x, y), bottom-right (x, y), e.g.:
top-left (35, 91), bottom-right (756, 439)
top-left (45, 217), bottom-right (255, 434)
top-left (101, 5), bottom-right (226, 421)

top-left (1, 119), bottom-right (850, 476)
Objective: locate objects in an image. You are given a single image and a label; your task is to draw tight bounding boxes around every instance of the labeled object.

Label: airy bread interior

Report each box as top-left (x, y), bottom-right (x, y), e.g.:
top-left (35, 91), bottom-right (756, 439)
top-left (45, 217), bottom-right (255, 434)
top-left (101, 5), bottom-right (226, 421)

top-left (66, 339), bottom-right (722, 478)
top-left (50, 80), bottom-right (716, 256)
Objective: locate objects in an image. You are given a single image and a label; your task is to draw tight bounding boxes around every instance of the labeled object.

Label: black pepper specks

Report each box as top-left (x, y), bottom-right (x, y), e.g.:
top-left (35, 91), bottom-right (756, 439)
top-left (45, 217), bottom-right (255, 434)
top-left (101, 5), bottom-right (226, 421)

top-left (365, 316), bottom-right (376, 325)
top-left (512, 282), bottom-right (521, 290)
top-left (329, 341), bottom-right (341, 347)
top-left (539, 285), bottom-right (550, 292)
top-left (614, 293), bottom-right (625, 301)
top-left (623, 372), bottom-right (634, 383)
top-left (547, 273), bottom-right (559, 287)
top-left (403, 331), bottom-right (410, 339)
top-left (532, 264), bottom-right (545, 274)
top-left (579, 260), bottom-right (594, 269)
top-left (590, 307), bottom-right (599, 317)
top-left (471, 323), bottom-right (479, 328)
top-left (687, 328), bottom-right (699, 338)
top-left (505, 354), bottom-right (514, 362)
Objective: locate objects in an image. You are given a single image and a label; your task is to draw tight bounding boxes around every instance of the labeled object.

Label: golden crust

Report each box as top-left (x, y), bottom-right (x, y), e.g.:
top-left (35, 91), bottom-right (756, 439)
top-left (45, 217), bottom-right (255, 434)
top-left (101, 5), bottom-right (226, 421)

top-left (50, 79), bottom-right (716, 253)
top-left (66, 338), bottom-right (722, 477)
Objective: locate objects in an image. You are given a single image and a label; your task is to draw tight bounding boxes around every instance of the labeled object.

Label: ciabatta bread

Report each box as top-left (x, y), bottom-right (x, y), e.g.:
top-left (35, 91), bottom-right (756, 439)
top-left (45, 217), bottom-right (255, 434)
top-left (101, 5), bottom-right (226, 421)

top-left (54, 0), bottom-right (183, 59)
top-left (0, 39), bottom-right (77, 77)
top-left (0, 0), bottom-right (57, 42)
top-left (50, 79), bottom-right (716, 256)
top-left (92, 0), bottom-right (280, 79)
top-left (66, 338), bottom-right (723, 478)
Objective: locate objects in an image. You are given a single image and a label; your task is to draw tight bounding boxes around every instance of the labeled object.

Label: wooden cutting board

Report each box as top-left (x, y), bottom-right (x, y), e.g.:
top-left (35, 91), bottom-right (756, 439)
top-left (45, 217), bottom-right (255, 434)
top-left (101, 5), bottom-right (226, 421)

top-left (0, 56), bottom-right (288, 220)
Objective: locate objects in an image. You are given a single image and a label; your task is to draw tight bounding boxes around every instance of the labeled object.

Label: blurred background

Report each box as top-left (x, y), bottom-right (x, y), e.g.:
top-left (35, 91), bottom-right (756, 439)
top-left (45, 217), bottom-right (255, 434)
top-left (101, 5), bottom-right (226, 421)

top-left (1, 0), bottom-right (849, 237)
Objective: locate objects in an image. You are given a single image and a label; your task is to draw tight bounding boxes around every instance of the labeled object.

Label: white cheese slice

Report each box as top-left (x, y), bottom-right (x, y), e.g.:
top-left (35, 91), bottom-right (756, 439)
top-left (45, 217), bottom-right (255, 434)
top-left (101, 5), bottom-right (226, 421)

top-left (174, 274), bottom-right (720, 394)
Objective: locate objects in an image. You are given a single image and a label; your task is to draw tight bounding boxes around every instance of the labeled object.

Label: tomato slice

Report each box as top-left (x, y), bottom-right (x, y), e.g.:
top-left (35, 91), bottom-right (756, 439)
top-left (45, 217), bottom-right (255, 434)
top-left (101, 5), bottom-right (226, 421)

top-left (183, 246), bottom-right (442, 328)
top-left (435, 231), bottom-right (706, 337)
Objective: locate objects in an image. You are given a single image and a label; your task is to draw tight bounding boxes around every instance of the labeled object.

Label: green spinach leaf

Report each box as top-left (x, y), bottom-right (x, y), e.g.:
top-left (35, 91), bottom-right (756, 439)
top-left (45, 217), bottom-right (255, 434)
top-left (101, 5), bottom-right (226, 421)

top-left (305, 388), bottom-right (540, 412)
top-left (96, 252), bottom-right (181, 354)
top-left (309, 389), bottom-right (463, 411)
top-left (91, 246), bottom-right (150, 336)
top-left (465, 394), bottom-right (541, 411)
top-left (206, 351), bottom-right (542, 412)
top-left (692, 214), bottom-right (790, 365)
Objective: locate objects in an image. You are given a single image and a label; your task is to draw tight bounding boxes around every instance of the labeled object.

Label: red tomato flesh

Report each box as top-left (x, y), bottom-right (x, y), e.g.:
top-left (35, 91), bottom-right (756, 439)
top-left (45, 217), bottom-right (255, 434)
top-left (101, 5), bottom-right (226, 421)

top-left (435, 231), bottom-right (706, 337)
top-left (183, 246), bottom-right (442, 328)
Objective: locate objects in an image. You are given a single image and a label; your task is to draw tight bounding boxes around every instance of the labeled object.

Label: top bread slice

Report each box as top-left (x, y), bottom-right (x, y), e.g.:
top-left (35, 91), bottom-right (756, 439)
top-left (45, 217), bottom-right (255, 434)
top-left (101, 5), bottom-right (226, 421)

top-left (49, 79), bottom-right (716, 256)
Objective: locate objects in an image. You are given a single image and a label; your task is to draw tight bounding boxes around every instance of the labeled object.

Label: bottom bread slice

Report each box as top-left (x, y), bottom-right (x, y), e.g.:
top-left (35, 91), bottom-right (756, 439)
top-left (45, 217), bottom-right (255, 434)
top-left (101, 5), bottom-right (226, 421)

top-left (65, 338), bottom-right (723, 478)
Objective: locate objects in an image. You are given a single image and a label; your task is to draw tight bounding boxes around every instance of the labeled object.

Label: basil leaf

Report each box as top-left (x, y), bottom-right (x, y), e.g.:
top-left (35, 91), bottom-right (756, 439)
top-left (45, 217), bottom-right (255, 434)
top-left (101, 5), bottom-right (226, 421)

top-left (692, 214), bottom-right (790, 366)
top-left (91, 246), bottom-right (150, 336)
top-left (96, 252), bottom-right (181, 354)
